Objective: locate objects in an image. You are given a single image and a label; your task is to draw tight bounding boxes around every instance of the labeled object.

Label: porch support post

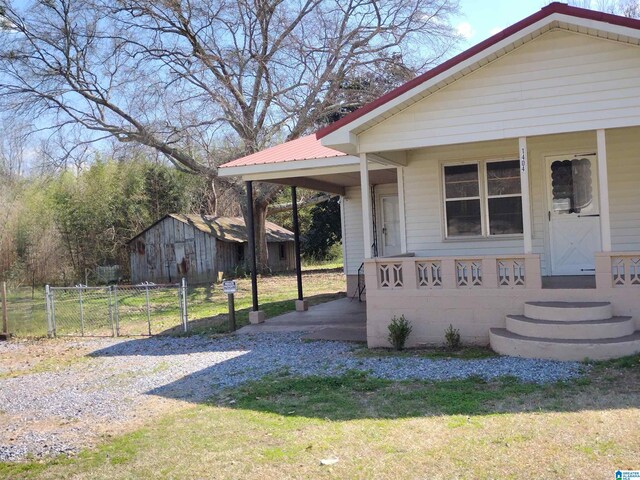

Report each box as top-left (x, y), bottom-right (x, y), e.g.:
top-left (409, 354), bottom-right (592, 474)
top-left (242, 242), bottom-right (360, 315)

top-left (518, 137), bottom-right (533, 254)
top-left (291, 186), bottom-right (307, 311)
top-left (360, 153), bottom-right (374, 259)
top-left (596, 129), bottom-right (612, 252)
top-left (245, 180), bottom-right (264, 323)
top-left (397, 166), bottom-right (408, 254)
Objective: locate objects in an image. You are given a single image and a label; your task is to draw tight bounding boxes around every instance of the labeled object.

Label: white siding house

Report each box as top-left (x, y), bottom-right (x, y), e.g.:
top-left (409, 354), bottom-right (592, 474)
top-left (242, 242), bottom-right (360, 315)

top-left (220, 3), bottom-right (640, 360)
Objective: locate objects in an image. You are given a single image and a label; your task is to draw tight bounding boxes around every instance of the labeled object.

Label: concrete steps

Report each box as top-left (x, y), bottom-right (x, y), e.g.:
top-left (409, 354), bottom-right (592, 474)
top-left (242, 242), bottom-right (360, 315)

top-left (489, 329), bottom-right (640, 361)
top-left (524, 301), bottom-right (612, 321)
top-left (490, 301), bottom-right (640, 361)
top-left (505, 315), bottom-right (634, 340)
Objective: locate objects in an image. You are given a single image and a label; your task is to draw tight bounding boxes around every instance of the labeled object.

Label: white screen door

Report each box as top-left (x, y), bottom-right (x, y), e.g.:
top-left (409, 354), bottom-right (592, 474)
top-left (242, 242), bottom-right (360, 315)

top-left (547, 154), bottom-right (601, 276)
top-left (380, 195), bottom-right (401, 256)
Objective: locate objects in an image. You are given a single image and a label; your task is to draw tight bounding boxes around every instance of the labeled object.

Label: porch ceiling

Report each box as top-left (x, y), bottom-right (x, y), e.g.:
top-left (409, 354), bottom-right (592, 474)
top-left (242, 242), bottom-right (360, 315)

top-left (269, 168), bottom-right (397, 195)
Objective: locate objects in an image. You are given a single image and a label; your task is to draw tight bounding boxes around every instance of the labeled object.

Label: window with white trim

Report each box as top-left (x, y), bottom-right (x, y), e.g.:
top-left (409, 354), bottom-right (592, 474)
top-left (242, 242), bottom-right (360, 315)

top-left (443, 160), bottom-right (523, 238)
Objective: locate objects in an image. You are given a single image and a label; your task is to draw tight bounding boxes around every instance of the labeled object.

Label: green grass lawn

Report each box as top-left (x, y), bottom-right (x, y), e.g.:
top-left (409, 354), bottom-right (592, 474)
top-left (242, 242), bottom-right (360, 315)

top-left (2, 356), bottom-right (639, 479)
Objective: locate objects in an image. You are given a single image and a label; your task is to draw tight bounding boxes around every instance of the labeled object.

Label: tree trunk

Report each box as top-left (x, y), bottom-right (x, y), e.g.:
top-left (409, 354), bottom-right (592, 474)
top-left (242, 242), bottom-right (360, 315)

top-left (242, 183), bottom-right (273, 274)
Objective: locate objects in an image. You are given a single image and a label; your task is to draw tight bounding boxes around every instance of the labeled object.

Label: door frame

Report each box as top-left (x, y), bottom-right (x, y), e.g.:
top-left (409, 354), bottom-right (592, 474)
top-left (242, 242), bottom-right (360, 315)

top-left (544, 152), bottom-right (601, 276)
top-left (377, 193), bottom-right (401, 257)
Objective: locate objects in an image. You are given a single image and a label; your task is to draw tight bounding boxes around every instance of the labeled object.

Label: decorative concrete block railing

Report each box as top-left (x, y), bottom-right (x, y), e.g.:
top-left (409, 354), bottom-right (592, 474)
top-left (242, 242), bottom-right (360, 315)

top-left (595, 252), bottom-right (640, 288)
top-left (612, 256), bottom-right (640, 286)
top-left (497, 258), bottom-right (527, 287)
top-left (416, 261), bottom-right (442, 288)
top-left (368, 255), bottom-right (541, 291)
top-left (455, 259), bottom-right (483, 288)
top-left (596, 253), bottom-right (640, 288)
top-left (378, 263), bottom-right (404, 288)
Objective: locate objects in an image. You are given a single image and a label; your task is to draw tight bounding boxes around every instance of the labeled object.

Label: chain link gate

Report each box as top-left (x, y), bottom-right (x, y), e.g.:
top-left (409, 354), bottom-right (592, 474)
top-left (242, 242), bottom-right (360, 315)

top-left (45, 279), bottom-right (189, 337)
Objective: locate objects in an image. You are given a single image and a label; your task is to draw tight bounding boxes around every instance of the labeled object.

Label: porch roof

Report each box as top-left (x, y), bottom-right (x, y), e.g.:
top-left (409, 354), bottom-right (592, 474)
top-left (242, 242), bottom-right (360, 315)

top-left (222, 134), bottom-right (347, 169)
top-left (218, 134), bottom-right (397, 195)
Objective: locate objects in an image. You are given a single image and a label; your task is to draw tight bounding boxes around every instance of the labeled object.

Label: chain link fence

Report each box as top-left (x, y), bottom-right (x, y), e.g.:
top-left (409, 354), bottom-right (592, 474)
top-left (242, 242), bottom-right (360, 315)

top-left (1, 279), bottom-right (190, 338)
top-left (45, 280), bottom-right (188, 337)
top-left (1, 285), bottom-right (48, 337)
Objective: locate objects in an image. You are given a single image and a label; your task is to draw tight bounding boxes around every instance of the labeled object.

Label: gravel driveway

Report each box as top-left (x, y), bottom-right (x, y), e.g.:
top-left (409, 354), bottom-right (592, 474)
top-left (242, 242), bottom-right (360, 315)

top-left (0, 333), bottom-right (585, 462)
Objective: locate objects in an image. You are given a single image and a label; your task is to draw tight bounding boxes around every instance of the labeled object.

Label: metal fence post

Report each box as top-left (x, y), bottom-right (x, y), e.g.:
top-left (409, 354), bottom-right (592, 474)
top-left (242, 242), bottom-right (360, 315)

top-left (113, 285), bottom-right (120, 337)
top-left (181, 278), bottom-right (188, 333)
top-left (108, 286), bottom-right (115, 337)
top-left (45, 285), bottom-right (55, 337)
top-left (78, 286), bottom-right (85, 337)
top-left (1, 281), bottom-right (8, 336)
top-left (145, 284), bottom-right (151, 336)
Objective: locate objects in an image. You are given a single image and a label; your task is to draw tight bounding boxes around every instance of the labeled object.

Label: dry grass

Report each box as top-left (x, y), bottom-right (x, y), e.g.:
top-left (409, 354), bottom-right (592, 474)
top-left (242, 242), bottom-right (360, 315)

top-left (0, 340), bottom-right (92, 379)
top-left (3, 361), bottom-right (639, 480)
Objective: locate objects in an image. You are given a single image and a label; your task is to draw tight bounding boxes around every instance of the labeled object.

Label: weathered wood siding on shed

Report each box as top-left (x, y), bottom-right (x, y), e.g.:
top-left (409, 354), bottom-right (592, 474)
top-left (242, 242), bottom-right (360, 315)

top-left (267, 242), bottom-right (295, 273)
top-left (216, 240), bottom-right (244, 276)
top-left (131, 216), bottom-right (296, 283)
top-left (129, 217), bottom-right (216, 284)
top-left (358, 30), bottom-right (640, 153)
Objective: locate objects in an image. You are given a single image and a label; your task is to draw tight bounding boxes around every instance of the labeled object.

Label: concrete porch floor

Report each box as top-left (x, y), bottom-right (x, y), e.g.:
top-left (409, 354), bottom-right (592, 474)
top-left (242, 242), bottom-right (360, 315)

top-left (235, 297), bottom-right (367, 343)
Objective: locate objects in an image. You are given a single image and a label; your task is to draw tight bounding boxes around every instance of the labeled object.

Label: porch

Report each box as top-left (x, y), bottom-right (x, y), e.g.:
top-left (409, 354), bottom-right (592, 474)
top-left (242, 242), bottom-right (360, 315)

top-left (236, 297), bottom-right (367, 343)
top-left (220, 127), bottom-right (640, 360)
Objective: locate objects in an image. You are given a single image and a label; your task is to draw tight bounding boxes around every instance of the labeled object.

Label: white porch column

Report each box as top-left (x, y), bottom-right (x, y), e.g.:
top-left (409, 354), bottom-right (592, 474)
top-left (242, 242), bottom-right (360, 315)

top-left (596, 129), bottom-right (612, 252)
top-left (360, 153), bottom-right (374, 259)
top-left (518, 137), bottom-right (533, 254)
top-left (397, 166), bottom-right (408, 254)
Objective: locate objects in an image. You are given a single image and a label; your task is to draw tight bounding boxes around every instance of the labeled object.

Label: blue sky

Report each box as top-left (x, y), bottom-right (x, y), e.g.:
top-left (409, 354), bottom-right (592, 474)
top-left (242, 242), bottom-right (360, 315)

top-left (454, 0), bottom-right (549, 45)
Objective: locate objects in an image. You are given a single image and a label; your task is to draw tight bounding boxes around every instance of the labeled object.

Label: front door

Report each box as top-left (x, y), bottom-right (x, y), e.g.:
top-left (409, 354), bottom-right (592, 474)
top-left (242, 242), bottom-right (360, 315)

top-left (380, 195), bottom-right (401, 257)
top-left (547, 154), bottom-right (601, 276)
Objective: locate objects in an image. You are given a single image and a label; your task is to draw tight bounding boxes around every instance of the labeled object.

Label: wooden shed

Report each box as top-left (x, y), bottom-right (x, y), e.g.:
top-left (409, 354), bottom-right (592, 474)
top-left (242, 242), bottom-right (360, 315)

top-left (128, 214), bottom-right (295, 284)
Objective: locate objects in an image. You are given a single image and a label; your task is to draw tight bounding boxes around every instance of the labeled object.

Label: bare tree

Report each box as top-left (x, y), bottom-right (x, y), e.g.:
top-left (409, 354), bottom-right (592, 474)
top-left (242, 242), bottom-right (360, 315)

top-left (563, 0), bottom-right (639, 17)
top-left (0, 115), bottom-right (30, 177)
top-left (0, 0), bottom-right (460, 269)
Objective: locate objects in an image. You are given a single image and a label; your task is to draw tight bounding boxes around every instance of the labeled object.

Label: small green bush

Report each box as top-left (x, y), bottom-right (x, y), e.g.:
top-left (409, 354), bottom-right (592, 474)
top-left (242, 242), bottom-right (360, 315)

top-left (387, 315), bottom-right (412, 351)
top-left (444, 324), bottom-right (461, 351)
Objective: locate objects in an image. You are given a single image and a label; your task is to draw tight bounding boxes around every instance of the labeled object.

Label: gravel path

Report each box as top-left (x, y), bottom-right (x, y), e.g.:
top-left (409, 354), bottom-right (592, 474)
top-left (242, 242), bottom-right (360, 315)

top-left (0, 333), bottom-right (586, 462)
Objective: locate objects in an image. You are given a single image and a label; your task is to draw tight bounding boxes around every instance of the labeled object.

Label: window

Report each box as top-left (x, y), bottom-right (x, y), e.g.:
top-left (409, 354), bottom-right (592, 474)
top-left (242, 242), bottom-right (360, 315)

top-left (443, 164), bottom-right (482, 236)
top-left (551, 158), bottom-right (593, 214)
top-left (443, 160), bottom-right (523, 238)
top-left (486, 160), bottom-right (523, 235)
top-left (279, 243), bottom-right (286, 260)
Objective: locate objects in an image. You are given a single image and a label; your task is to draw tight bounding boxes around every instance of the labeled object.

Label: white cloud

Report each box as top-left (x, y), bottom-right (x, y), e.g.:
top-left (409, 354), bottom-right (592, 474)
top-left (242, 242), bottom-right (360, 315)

top-left (489, 26), bottom-right (503, 36)
top-left (456, 21), bottom-right (475, 40)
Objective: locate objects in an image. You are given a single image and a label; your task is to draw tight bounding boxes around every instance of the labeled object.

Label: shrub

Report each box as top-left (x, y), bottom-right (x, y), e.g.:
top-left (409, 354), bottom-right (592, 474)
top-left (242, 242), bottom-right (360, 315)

top-left (387, 315), bottom-right (412, 351)
top-left (444, 324), bottom-right (461, 351)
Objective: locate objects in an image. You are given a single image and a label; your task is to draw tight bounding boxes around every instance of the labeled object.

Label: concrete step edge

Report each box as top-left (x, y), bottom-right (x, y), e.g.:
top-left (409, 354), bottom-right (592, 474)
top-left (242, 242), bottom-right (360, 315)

top-left (506, 315), bottom-right (633, 325)
top-left (490, 328), bottom-right (640, 345)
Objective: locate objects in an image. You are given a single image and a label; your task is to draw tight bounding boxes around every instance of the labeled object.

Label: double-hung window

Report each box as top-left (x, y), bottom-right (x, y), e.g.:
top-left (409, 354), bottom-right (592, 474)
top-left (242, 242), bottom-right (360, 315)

top-left (443, 160), bottom-right (523, 238)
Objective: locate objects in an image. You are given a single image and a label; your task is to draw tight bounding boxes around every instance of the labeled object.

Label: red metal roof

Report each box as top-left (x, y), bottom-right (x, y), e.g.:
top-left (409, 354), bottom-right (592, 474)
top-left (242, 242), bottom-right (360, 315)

top-left (315, 2), bottom-right (640, 140)
top-left (220, 134), bottom-right (347, 169)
